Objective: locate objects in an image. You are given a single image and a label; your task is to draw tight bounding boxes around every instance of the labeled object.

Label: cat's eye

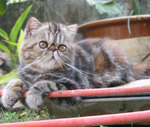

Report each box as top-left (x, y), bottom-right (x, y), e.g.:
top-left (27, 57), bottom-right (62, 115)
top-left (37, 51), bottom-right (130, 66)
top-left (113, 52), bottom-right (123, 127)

top-left (39, 41), bottom-right (48, 49)
top-left (58, 44), bottom-right (67, 52)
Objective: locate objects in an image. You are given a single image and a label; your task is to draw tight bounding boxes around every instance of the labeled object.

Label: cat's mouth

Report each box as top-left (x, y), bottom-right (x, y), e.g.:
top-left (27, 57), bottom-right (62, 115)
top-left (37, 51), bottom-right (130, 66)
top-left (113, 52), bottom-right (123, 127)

top-left (51, 55), bottom-right (55, 59)
top-left (50, 55), bottom-right (58, 62)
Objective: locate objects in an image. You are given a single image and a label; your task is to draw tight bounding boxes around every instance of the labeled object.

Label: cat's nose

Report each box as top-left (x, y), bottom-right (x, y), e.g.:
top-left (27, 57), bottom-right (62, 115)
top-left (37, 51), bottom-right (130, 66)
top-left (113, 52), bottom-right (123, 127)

top-left (51, 48), bottom-right (57, 52)
top-left (49, 45), bottom-right (57, 52)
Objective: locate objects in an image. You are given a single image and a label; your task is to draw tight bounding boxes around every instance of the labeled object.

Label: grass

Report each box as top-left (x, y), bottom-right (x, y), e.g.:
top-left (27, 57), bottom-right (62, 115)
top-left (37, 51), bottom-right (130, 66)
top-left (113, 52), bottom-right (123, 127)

top-left (0, 107), bottom-right (50, 123)
top-left (0, 107), bottom-right (105, 127)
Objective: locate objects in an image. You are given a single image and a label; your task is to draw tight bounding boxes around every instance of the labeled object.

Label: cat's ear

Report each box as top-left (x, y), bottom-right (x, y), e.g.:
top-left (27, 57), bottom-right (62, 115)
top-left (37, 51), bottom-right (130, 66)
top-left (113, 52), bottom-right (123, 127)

top-left (67, 24), bottom-right (78, 41)
top-left (24, 17), bottom-right (42, 38)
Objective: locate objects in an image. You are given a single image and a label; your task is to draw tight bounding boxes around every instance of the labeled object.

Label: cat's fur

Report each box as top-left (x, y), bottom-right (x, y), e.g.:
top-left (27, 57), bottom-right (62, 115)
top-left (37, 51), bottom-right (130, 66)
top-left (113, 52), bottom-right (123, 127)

top-left (2, 17), bottom-right (150, 110)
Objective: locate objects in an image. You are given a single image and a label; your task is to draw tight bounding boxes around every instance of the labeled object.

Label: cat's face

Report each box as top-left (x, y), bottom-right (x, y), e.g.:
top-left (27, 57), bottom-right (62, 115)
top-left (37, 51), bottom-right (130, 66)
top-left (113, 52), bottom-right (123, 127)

top-left (20, 17), bottom-right (78, 72)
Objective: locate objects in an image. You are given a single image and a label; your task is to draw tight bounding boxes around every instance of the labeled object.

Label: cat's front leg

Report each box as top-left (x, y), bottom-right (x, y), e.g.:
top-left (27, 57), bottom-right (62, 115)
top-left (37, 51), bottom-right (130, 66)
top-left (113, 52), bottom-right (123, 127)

top-left (26, 80), bottom-right (58, 110)
top-left (2, 79), bottom-right (25, 109)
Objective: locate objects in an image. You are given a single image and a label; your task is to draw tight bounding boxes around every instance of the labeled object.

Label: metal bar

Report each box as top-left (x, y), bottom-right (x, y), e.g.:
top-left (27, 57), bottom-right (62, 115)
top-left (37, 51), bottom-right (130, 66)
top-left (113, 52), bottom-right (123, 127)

top-left (83, 96), bottom-right (150, 102)
top-left (0, 110), bottom-right (150, 127)
top-left (0, 86), bottom-right (150, 98)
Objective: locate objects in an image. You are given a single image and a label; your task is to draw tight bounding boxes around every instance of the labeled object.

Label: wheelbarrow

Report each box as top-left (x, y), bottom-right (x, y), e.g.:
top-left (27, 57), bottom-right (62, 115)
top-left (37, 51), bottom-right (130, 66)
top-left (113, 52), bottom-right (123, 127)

top-left (0, 15), bottom-right (150, 126)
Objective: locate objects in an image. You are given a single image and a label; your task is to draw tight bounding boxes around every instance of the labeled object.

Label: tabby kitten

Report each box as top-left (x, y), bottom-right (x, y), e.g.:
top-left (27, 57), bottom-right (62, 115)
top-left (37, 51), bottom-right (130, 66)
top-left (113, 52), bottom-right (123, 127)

top-left (2, 17), bottom-right (150, 110)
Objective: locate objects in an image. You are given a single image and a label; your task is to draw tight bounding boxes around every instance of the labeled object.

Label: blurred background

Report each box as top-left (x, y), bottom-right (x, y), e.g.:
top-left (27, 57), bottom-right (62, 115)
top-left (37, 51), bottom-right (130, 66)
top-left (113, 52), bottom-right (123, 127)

top-left (1, 0), bottom-right (150, 33)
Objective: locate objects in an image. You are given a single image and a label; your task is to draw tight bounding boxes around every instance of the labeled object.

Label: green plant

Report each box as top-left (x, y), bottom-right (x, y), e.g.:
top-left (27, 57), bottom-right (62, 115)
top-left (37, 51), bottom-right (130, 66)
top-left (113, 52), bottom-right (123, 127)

top-left (87, 0), bottom-right (123, 16)
top-left (0, 0), bottom-right (7, 16)
top-left (0, 4), bottom-right (32, 69)
top-left (0, 70), bottom-right (18, 84)
top-left (0, 5), bottom-right (32, 85)
top-left (8, 0), bottom-right (27, 4)
top-left (87, 0), bottom-right (141, 16)
top-left (132, 0), bottom-right (140, 15)
top-left (0, 108), bottom-right (50, 123)
top-left (0, 0), bottom-right (28, 16)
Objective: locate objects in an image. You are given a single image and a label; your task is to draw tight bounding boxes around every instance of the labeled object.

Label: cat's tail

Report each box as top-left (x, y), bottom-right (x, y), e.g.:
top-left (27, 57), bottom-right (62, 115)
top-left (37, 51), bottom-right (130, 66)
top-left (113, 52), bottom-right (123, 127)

top-left (132, 62), bottom-right (150, 80)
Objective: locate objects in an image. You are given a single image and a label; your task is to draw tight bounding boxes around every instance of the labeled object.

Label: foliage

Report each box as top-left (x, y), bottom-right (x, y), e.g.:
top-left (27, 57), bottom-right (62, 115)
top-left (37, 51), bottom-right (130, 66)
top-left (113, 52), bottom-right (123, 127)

top-left (0, 108), bottom-right (49, 123)
top-left (0, 0), bottom-right (28, 16)
top-left (0, 0), bottom-right (7, 16)
top-left (132, 0), bottom-right (140, 15)
top-left (87, 0), bottom-right (123, 16)
top-left (8, 0), bottom-right (27, 4)
top-left (87, 0), bottom-right (141, 16)
top-left (0, 5), bottom-right (32, 85)
top-left (0, 4), bottom-right (32, 69)
top-left (0, 70), bottom-right (18, 84)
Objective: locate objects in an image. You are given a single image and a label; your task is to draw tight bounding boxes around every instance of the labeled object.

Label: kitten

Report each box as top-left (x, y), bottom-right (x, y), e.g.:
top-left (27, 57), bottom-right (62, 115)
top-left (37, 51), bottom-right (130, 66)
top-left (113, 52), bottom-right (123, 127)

top-left (1, 17), bottom-right (150, 110)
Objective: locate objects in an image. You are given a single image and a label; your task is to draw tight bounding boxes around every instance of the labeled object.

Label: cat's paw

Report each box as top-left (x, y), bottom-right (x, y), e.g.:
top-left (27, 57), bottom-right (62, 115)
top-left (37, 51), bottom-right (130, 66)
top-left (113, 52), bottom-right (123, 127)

top-left (26, 80), bottom-right (57, 110)
top-left (25, 91), bottom-right (45, 110)
top-left (1, 79), bottom-right (24, 109)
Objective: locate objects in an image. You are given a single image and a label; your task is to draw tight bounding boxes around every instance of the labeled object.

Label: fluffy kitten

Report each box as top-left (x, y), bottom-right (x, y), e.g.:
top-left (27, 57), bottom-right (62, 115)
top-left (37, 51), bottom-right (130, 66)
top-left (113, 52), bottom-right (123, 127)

top-left (2, 17), bottom-right (150, 110)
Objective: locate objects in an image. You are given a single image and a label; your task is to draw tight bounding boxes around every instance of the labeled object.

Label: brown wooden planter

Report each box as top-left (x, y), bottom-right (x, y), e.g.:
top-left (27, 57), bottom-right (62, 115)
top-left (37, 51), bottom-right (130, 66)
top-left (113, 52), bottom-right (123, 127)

top-left (78, 15), bottom-right (150, 40)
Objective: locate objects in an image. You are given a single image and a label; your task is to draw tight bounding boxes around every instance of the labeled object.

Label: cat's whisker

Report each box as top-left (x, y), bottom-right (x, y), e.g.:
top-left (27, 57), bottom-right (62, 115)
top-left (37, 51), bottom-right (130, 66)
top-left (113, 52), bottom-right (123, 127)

top-left (56, 58), bottom-right (64, 69)
top-left (19, 54), bottom-right (48, 74)
top-left (65, 62), bottom-right (87, 75)
top-left (62, 55), bottom-right (95, 76)
top-left (59, 57), bottom-right (85, 75)
top-left (56, 57), bottom-right (68, 69)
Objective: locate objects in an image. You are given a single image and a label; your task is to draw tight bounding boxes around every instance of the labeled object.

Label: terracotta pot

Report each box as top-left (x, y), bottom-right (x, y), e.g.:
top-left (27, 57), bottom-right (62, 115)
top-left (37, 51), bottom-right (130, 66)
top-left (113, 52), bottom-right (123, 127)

top-left (78, 15), bottom-right (150, 40)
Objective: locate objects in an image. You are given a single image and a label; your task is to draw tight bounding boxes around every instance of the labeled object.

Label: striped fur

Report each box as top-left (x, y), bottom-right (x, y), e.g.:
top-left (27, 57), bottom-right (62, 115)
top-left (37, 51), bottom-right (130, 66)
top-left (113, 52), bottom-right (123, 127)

top-left (2, 17), bottom-right (150, 110)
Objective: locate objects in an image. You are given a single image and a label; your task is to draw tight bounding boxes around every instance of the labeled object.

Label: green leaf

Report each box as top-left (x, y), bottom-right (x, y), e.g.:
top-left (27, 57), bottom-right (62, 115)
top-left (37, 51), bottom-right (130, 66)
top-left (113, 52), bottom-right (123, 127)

top-left (100, 0), bottom-right (114, 5)
top-left (0, 70), bottom-right (18, 85)
top-left (0, 28), bottom-right (9, 40)
top-left (0, 42), bottom-right (11, 57)
top-left (0, 0), bottom-right (7, 16)
top-left (132, 0), bottom-right (140, 15)
top-left (87, 0), bottom-right (123, 16)
top-left (9, 4), bottom-right (32, 43)
top-left (86, 0), bottom-right (95, 5)
top-left (96, 1), bottom-right (123, 16)
top-left (17, 29), bottom-right (24, 56)
top-left (4, 40), bottom-right (18, 46)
